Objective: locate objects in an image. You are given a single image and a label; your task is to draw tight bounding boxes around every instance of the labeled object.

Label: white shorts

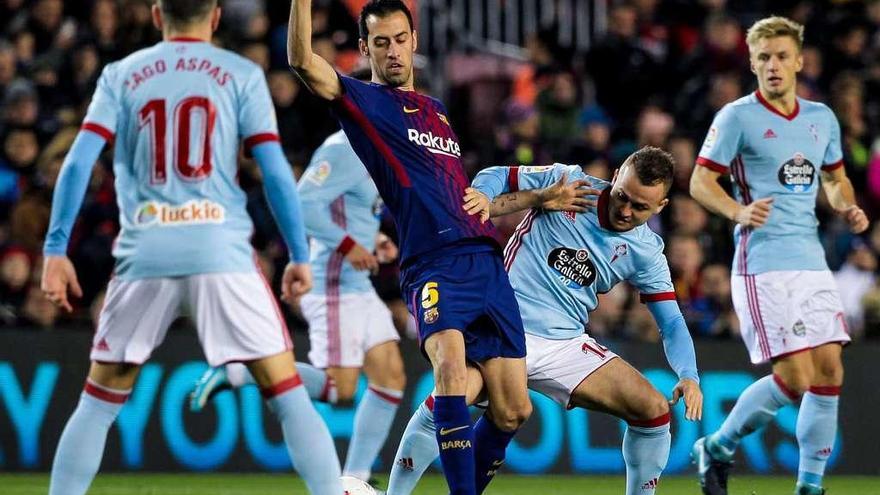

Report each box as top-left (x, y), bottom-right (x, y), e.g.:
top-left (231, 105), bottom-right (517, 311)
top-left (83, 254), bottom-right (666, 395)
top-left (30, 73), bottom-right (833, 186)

top-left (92, 272), bottom-right (292, 367)
top-left (525, 333), bottom-right (619, 407)
top-left (300, 290), bottom-right (399, 368)
top-left (731, 270), bottom-right (851, 364)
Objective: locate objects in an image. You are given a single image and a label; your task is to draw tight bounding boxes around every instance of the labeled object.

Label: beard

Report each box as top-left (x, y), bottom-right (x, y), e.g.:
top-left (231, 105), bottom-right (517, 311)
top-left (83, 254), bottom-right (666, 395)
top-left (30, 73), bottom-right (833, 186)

top-left (380, 68), bottom-right (411, 87)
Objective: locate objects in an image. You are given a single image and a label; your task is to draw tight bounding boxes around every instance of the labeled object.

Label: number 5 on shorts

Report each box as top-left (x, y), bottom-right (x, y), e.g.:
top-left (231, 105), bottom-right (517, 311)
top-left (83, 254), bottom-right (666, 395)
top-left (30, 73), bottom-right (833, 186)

top-left (421, 282), bottom-right (439, 309)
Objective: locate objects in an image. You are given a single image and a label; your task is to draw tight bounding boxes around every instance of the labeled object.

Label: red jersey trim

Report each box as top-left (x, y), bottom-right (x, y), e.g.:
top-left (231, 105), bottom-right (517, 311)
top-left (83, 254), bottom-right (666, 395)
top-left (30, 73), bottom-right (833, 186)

top-left (168, 37), bottom-right (207, 43)
top-left (821, 160), bottom-right (844, 172)
top-left (640, 292), bottom-right (677, 303)
top-left (84, 380), bottom-right (129, 404)
top-left (260, 374), bottom-right (304, 399)
top-left (809, 385), bottom-right (841, 396)
top-left (337, 236), bottom-right (356, 255)
top-left (244, 133), bottom-right (280, 152)
top-left (695, 156), bottom-right (729, 174)
top-left (369, 386), bottom-right (403, 405)
top-left (773, 374), bottom-right (802, 400)
top-left (754, 90), bottom-right (799, 121)
top-left (81, 122), bottom-right (115, 143)
top-left (627, 412), bottom-right (671, 428)
top-left (508, 166), bottom-right (520, 192)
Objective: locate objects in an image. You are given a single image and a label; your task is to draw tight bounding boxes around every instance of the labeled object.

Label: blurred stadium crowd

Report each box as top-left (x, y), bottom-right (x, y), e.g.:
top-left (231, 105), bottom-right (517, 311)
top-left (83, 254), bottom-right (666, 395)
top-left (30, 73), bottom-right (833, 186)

top-left (3, 0), bottom-right (880, 344)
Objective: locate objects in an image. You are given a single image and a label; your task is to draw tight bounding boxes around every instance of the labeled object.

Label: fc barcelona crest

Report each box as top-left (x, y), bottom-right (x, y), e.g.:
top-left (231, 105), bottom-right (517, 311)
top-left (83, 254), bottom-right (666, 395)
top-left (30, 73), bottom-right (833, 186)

top-left (424, 307), bottom-right (440, 324)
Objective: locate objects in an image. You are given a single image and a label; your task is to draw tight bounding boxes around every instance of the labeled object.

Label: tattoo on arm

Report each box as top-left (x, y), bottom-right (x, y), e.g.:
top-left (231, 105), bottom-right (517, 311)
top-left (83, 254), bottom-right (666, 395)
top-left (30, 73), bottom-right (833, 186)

top-left (491, 193), bottom-right (517, 211)
top-left (489, 192), bottom-right (542, 218)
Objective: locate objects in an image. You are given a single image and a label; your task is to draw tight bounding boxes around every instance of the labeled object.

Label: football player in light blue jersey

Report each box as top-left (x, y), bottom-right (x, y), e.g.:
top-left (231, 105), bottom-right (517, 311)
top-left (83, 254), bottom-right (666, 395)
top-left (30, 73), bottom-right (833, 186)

top-left (689, 16), bottom-right (869, 495)
top-left (386, 147), bottom-right (703, 495)
top-left (40, 2), bottom-right (343, 494)
top-left (190, 129), bottom-right (407, 484)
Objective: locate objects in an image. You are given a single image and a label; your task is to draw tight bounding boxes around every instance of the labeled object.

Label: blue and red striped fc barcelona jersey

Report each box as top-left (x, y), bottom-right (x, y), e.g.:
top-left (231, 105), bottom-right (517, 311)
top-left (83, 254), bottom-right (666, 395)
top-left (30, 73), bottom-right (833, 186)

top-left (333, 75), bottom-right (500, 265)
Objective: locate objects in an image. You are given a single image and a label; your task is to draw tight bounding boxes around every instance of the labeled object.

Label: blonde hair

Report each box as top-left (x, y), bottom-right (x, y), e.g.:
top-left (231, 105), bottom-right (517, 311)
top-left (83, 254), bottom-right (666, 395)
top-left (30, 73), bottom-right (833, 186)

top-left (746, 16), bottom-right (804, 52)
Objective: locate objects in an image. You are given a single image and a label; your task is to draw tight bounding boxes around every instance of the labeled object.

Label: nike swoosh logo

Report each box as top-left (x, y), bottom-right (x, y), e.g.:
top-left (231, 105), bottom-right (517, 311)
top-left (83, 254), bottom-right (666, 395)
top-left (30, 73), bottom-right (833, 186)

top-left (403, 106), bottom-right (420, 113)
top-left (439, 425), bottom-right (469, 436)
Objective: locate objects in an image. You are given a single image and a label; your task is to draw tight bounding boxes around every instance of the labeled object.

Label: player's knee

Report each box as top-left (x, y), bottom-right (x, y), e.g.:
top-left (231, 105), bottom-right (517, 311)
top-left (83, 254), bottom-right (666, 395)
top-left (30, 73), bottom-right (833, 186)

top-left (385, 354), bottom-right (407, 390)
top-left (648, 393), bottom-right (670, 420)
top-left (633, 391), bottom-right (669, 422)
top-left (515, 400), bottom-right (534, 426)
top-left (814, 359), bottom-right (844, 386)
top-left (777, 372), bottom-right (811, 397)
top-left (335, 381), bottom-right (358, 405)
top-left (492, 399), bottom-right (532, 431)
top-left (373, 367), bottom-right (407, 392)
top-left (385, 369), bottom-right (407, 391)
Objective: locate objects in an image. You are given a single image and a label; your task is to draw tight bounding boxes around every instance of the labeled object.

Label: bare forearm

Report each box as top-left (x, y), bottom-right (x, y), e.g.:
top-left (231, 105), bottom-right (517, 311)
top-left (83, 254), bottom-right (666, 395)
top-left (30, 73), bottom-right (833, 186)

top-left (690, 172), bottom-right (741, 222)
top-left (287, 0), bottom-right (341, 99)
top-left (490, 191), bottom-right (542, 218)
top-left (823, 175), bottom-right (857, 211)
top-left (287, 0), bottom-right (313, 68)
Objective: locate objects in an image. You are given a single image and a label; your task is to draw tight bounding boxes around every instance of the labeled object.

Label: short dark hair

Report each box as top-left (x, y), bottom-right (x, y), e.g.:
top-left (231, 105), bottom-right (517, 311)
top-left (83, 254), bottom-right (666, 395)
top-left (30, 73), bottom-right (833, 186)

top-left (359, 0), bottom-right (414, 39)
top-left (157, 0), bottom-right (216, 27)
top-left (627, 146), bottom-right (675, 192)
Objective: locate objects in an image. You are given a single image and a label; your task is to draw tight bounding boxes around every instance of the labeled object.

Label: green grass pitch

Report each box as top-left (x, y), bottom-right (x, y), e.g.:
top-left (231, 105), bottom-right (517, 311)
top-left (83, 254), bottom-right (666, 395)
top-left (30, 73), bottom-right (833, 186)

top-left (2, 474), bottom-right (879, 494)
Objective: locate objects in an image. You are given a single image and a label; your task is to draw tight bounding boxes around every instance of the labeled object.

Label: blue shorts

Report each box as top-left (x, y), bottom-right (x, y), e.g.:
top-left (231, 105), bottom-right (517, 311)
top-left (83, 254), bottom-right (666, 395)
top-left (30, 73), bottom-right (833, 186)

top-left (401, 246), bottom-right (526, 363)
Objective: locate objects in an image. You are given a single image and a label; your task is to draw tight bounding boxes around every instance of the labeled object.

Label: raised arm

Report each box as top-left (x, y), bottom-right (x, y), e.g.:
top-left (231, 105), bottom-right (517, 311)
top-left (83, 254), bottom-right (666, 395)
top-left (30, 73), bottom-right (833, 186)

top-left (287, 0), bottom-right (343, 100)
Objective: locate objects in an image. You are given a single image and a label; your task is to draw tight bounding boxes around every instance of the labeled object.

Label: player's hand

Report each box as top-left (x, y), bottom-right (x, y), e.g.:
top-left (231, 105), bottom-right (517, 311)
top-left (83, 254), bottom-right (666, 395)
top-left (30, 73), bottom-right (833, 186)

top-left (40, 255), bottom-right (82, 313)
top-left (539, 172), bottom-right (600, 212)
top-left (375, 233), bottom-right (398, 264)
top-left (281, 262), bottom-right (313, 305)
top-left (462, 187), bottom-right (491, 223)
top-left (669, 378), bottom-right (703, 421)
top-left (346, 243), bottom-right (380, 273)
top-left (840, 205), bottom-right (869, 234)
top-left (734, 197), bottom-right (773, 228)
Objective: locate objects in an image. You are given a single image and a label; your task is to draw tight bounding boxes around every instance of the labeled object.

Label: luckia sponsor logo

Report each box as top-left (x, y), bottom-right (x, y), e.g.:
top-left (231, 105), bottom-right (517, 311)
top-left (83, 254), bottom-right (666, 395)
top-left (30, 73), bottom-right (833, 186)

top-left (135, 200), bottom-right (225, 227)
top-left (407, 129), bottom-right (461, 158)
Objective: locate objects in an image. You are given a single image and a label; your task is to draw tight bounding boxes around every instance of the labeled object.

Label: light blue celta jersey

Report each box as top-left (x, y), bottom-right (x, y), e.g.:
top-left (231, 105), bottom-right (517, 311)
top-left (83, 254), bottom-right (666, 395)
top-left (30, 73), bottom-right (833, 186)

top-left (474, 164), bottom-right (698, 381)
top-left (474, 165), bottom-right (675, 339)
top-left (697, 91), bottom-right (844, 275)
top-left (298, 130), bottom-right (383, 294)
top-left (77, 39), bottom-right (282, 279)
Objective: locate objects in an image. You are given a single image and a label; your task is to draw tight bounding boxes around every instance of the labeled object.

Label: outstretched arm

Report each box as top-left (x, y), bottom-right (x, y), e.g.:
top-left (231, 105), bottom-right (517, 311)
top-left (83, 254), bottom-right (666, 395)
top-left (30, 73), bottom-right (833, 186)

top-left (466, 165), bottom-right (598, 221)
top-left (647, 299), bottom-right (703, 421)
top-left (287, 0), bottom-right (343, 100)
top-left (486, 190), bottom-right (545, 218)
top-left (42, 130), bottom-right (108, 311)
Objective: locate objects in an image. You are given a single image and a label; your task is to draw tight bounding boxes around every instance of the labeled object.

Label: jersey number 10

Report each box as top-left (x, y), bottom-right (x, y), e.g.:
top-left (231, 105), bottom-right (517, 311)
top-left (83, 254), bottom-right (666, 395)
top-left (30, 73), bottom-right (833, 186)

top-left (139, 97), bottom-right (217, 184)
